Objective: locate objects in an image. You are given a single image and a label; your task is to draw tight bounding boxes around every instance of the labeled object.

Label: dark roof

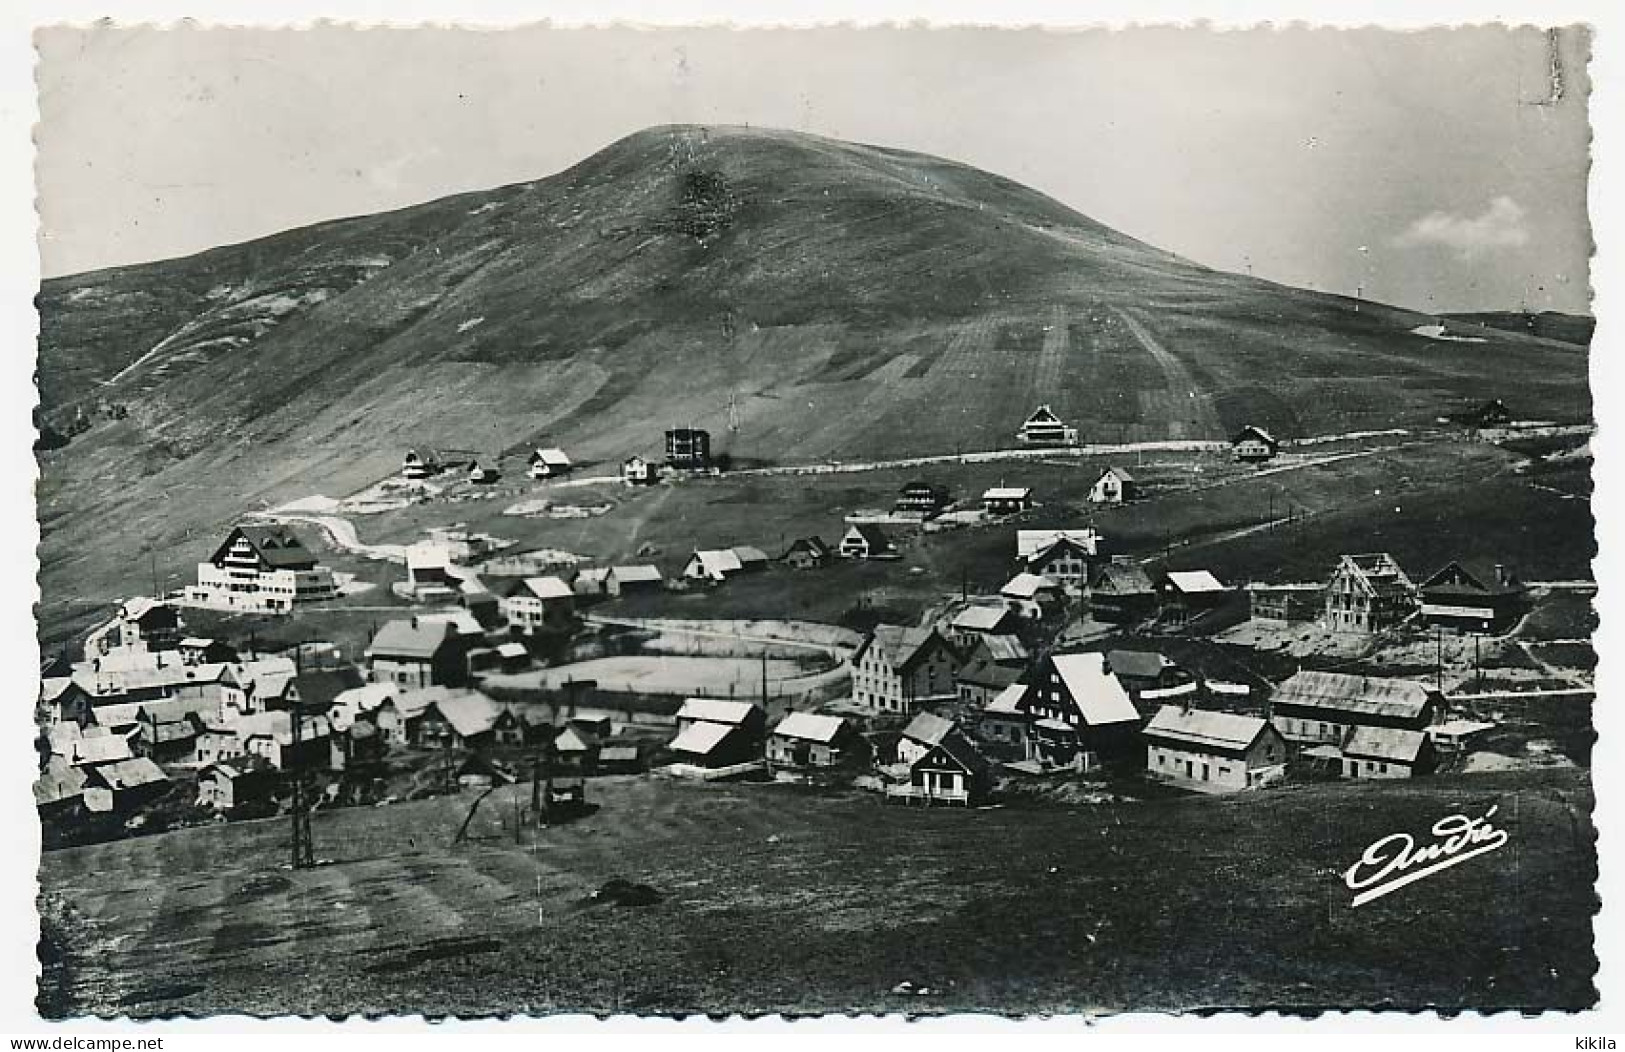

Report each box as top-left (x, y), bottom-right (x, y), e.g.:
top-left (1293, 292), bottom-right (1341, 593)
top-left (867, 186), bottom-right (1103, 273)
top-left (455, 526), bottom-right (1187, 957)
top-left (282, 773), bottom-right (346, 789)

top-left (1093, 561), bottom-right (1156, 595)
top-left (211, 524), bottom-right (320, 570)
top-left (859, 625), bottom-right (951, 673)
top-left (1096, 465), bottom-right (1136, 483)
top-left (782, 536), bottom-right (831, 559)
top-left (1334, 553), bottom-right (1415, 598)
top-left (1106, 649), bottom-right (1172, 681)
top-left (1232, 425), bottom-right (1279, 448)
top-left (292, 669), bottom-right (365, 709)
top-left (918, 730), bottom-right (992, 778)
top-left (844, 523), bottom-right (893, 551)
top-left (957, 656), bottom-right (1023, 691)
top-left (1419, 560), bottom-right (1525, 598)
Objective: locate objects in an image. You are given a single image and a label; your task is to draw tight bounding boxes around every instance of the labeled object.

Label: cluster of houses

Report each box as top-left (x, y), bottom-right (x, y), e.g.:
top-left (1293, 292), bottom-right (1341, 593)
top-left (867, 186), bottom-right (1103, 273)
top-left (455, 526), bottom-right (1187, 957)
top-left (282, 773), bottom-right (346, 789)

top-left (1256, 552), bottom-right (1530, 636)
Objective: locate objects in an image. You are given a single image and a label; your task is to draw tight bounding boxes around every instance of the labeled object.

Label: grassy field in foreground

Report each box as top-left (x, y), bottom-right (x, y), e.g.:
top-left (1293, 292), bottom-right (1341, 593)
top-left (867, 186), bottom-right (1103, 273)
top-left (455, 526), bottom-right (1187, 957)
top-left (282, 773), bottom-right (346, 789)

top-left (39, 768), bottom-right (1595, 1018)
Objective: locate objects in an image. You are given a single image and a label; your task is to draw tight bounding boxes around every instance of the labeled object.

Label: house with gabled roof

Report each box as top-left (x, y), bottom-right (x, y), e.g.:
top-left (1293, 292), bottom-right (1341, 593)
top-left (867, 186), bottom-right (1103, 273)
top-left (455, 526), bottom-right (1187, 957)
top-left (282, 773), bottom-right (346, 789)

top-left (1418, 560), bottom-right (1527, 634)
top-left (528, 448), bottom-right (574, 479)
top-left (197, 757), bottom-right (281, 812)
top-left (850, 625), bottom-right (961, 714)
top-left (622, 455), bottom-right (659, 486)
top-left (767, 712), bottom-right (859, 770)
top-left (982, 486), bottom-right (1034, 516)
top-left (1158, 569), bottom-right (1232, 623)
top-left (1022, 652), bottom-right (1142, 768)
top-left (35, 757), bottom-right (88, 819)
top-left (668, 720), bottom-right (757, 769)
top-left (895, 481), bottom-right (951, 518)
top-left (838, 524), bottom-right (896, 560)
top-left (606, 565), bottom-right (664, 596)
top-left (731, 546), bottom-right (770, 573)
top-left (419, 692), bottom-right (503, 751)
top-left (956, 651), bottom-right (1025, 708)
top-left (1231, 425), bottom-right (1280, 462)
top-left (1016, 404), bottom-right (1079, 446)
top-left (1017, 529), bottom-right (1100, 584)
top-left (1325, 553), bottom-right (1417, 634)
top-left (502, 575), bottom-right (576, 632)
top-left (781, 536), bottom-right (832, 571)
top-left (1341, 726), bottom-right (1436, 779)
top-left (366, 618), bottom-right (470, 690)
top-left (977, 683), bottom-right (1032, 759)
top-left (947, 603), bottom-right (1020, 653)
top-left (674, 698), bottom-right (766, 742)
top-left (1001, 571), bottom-right (1062, 617)
top-left (81, 757), bottom-right (169, 813)
top-left (1268, 670), bottom-right (1440, 745)
top-left (375, 686), bottom-right (453, 747)
top-left (1090, 557), bottom-right (1159, 623)
top-left (684, 548), bottom-right (745, 582)
top-left (186, 523), bottom-right (338, 614)
top-left (1088, 466), bottom-right (1141, 505)
top-left (402, 448), bottom-right (442, 479)
top-left (1143, 705), bottom-right (1288, 793)
top-left (890, 715), bottom-right (993, 806)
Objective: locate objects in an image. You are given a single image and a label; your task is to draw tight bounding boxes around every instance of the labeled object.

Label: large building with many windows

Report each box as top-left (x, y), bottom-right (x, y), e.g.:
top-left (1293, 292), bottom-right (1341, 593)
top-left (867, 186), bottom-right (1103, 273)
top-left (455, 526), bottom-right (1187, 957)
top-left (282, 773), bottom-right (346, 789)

top-left (185, 524), bottom-right (337, 614)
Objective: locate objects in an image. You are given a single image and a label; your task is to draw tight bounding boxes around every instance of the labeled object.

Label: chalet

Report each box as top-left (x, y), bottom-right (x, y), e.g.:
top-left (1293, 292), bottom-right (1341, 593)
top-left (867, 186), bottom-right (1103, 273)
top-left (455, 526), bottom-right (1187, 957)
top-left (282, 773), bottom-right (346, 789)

top-left (495, 641), bottom-right (531, 673)
top-left (83, 597), bottom-right (182, 661)
top-left (622, 455), bottom-right (658, 486)
top-left (1090, 558), bottom-right (1159, 623)
top-left (1088, 466), bottom-right (1140, 505)
top-left (850, 625), bottom-right (961, 714)
top-left (1158, 569), bottom-right (1232, 622)
top-left (489, 705), bottom-right (545, 749)
top-left (1231, 425), bottom-right (1280, 463)
top-left (895, 481), bottom-right (951, 518)
top-left (1341, 726), bottom-right (1436, 779)
top-left (196, 758), bottom-right (281, 812)
top-left (977, 683), bottom-right (1032, 759)
top-left (332, 719), bottom-right (386, 771)
top-left (502, 576), bottom-right (576, 632)
top-left (947, 604), bottom-right (1020, 653)
top-left (40, 677), bottom-right (92, 729)
top-left (81, 757), bottom-right (169, 813)
top-left (665, 427), bottom-right (712, 469)
top-left (402, 448), bottom-right (442, 479)
top-left (1246, 583), bottom-right (1324, 623)
top-left (767, 712), bottom-right (858, 770)
top-left (1017, 529), bottom-right (1100, 583)
top-left (956, 653), bottom-right (1024, 708)
top-left (178, 636), bottom-right (237, 666)
top-left (375, 687), bottom-right (450, 747)
top-left (1022, 652), bottom-right (1143, 768)
top-left (419, 692), bottom-right (502, 751)
top-left (684, 548), bottom-right (745, 582)
top-left (1143, 706), bottom-right (1288, 793)
top-left (1268, 671), bottom-right (1441, 745)
top-left (186, 524), bottom-right (338, 614)
top-left (1000, 572), bottom-right (1061, 618)
top-left (781, 536), bottom-right (832, 571)
top-left (555, 716), bottom-right (614, 770)
top-left (896, 711), bottom-right (958, 768)
top-left (1325, 553), bottom-right (1417, 634)
top-left (838, 524), bottom-right (896, 560)
top-left (731, 546), bottom-right (770, 573)
top-left (529, 448), bottom-right (573, 479)
top-left (1016, 404), bottom-right (1079, 446)
top-left (895, 718), bottom-right (993, 805)
top-left (1418, 560), bottom-right (1527, 634)
top-left (367, 618), bottom-right (470, 689)
top-left (468, 461), bottom-right (501, 485)
top-left (605, 565), bottom-right (664, 596)
top-left (674, 698), bottom-right (767, 745)
top-left (192, 725), bottom-right (244, 768)
top-left (982, 487), bottom-right (1034, 516)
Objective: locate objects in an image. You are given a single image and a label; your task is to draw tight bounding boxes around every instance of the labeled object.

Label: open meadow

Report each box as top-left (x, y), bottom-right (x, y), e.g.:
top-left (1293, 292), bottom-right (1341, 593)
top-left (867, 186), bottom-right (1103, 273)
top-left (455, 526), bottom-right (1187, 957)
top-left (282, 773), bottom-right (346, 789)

top-left (38, 768), bottom-right (1595, 1018)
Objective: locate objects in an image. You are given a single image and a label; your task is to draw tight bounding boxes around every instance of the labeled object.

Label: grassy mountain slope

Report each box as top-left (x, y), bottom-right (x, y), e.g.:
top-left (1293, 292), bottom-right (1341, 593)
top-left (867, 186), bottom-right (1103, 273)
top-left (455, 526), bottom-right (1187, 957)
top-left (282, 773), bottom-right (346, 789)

top-left (35, 125), bottom-right (1593, 639)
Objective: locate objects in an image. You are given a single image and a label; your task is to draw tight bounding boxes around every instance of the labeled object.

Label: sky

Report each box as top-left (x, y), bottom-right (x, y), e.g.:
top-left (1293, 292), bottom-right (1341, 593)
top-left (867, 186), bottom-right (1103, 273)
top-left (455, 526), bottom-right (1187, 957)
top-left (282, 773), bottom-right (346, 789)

top-left (34, 23), bottom-right (1593, 313)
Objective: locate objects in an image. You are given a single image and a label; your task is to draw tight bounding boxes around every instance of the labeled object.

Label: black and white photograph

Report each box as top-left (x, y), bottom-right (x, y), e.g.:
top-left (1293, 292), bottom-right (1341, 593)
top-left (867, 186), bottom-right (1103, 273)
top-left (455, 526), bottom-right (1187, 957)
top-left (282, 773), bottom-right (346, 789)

top-left (19, 12), bottom-right (1611, 1025)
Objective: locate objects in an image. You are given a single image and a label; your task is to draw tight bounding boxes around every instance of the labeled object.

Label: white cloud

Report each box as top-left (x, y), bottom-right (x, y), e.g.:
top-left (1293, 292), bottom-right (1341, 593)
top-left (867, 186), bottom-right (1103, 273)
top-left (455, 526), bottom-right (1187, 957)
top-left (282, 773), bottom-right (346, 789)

top-left (1393, 196), bottom-right (1530, 257)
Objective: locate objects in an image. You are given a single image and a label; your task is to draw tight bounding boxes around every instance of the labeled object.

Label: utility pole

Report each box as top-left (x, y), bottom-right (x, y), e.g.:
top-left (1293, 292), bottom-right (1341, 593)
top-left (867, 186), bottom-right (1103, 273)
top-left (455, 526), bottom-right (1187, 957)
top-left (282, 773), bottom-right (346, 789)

top-left (288, 643), bottom-right (315, 870)
top-left (1435, 626), bottom-right (1443, 693)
